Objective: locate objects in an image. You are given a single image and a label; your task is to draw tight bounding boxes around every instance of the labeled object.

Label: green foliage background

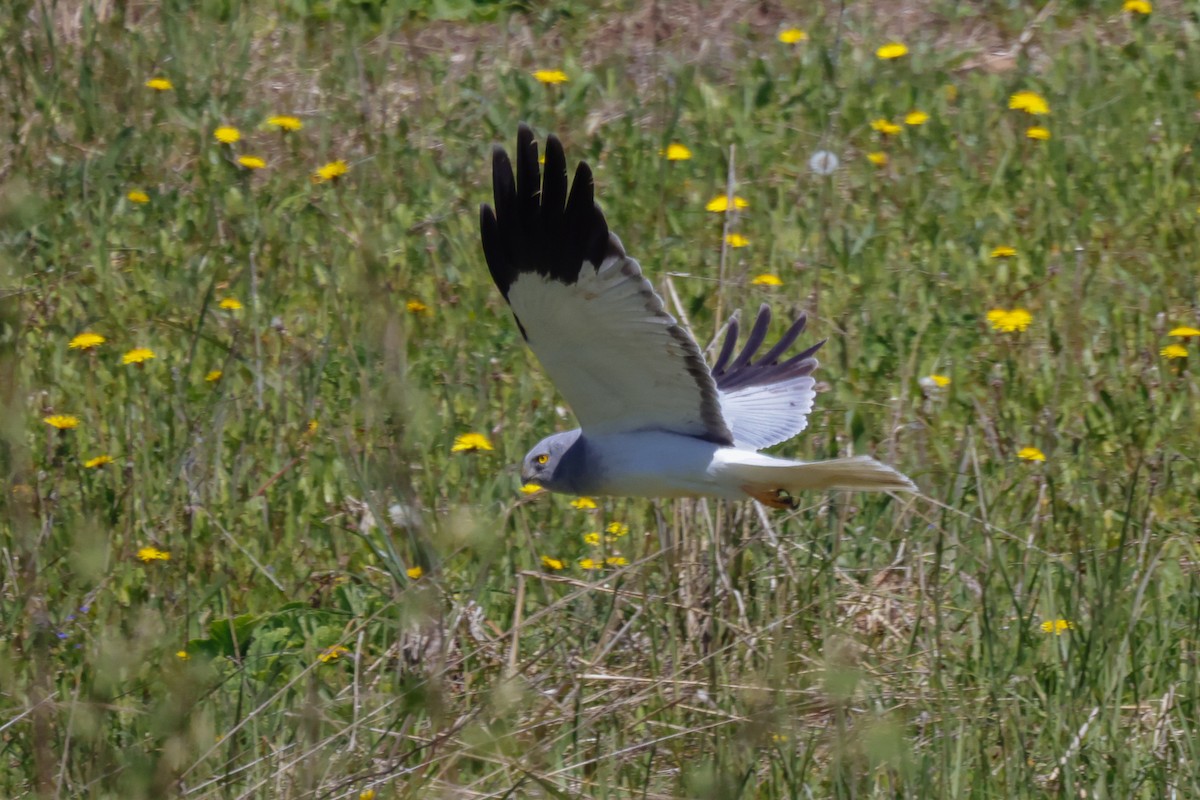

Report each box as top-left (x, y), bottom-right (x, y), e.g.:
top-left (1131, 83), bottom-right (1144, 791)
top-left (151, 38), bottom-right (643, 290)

top-left (2, 0), bottom-right (1199, 797)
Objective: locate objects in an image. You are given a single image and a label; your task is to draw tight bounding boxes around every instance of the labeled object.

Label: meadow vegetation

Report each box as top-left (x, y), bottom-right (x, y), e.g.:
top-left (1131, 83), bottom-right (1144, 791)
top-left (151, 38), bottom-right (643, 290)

top-left (2, 0), bottom-right (1200, 797)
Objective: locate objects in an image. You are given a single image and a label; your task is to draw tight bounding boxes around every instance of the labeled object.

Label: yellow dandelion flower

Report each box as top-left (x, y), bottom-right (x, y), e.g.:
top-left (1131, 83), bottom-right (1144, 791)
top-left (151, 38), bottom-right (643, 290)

top-left (127, 189), bottom-right (150, 204)
top-left (176, 650), bottom-right (190, 660)
top-left (778, 28), bottom-right (807, 44)
top-left (605, 556), bottom-right (629, 567)
top-left (1004, 309), bottom-right (1032, 331)
top-left (69, 332), bottom-right (106, 350)
top-left (540, 555), bottom-right (564, 570)
top-left (313, 159), bottom-right (349, 183)
top-left (306, 419), bottom-right (319, 434)
top-left (237, 155), bottom-right (267, 169)
top-left (213, 126), bottom-right (241, 144)
top-left (605, 522), bottom-right (630, 537)
top-left (928, 374), bottom-right (951, 388)
top-left (84, 455), bottom-right (113, 468)
top-left (1160, 344), bottom-right (1188, 359)
top-left (663, 143), bottom-right (692, 161)
top-left (876, 42), bottom-right (909, 59)
top-left (451, 432), bottom-right (493, 452)
top-left (904, 110), bottom-right (929, 126)
top-left (579, 558), bottom-right (602, 570)
top-left (406, 566), bottom-right (423, 580)
top-left (1017, 447), bottom-right (1046, 462)
top-left (44, 414), bottom-right (80, 430)
top-left (705, 195), bottom-right (749, 212)
top-left (218, 297), bottom-right (242, 310)
top-left (986, 308), bottom-right (1032, 333)
top-left (266, 115), bottom-right (303, 131)
top-left (1123, 0), bottom-right (1151, 13)
top-left (570, 496), bottom-right (597, 509)
top-left (532, 69), bottom-right (569, 84)
top-left (870, 119), bottom-right (903, 135)
top-left (205, 370), bottom-right (223, 382)
top-left (725, 233), bottom-right (749, 248)
top-left (1168, 326), bottom-right (1200, 337)
top-left (136, 546), bottom-right (170, 562)
top-left (1040, 618), bottom-right (1073, 635)
top-left (122, 347), bottom-right (156, 365)
top-left (990, 245), bottom-right (1017, 258)
top-left (1026, 126), bottom-right (1051, 141)
top-left (318, 645), bottom-right (350, 663)
top-left (751, 274), bottom-right (783, 287)
top-left (1008, 91), bottom-right (1049, 115)
top-left (519, 483), bottom-right (543, 495)
top-left (406, 299), bottom-right (429, 313)
top-left (145, 77), bottom-right (173, 91)
top-left (583, 532), bottom-right (601, 546)
top-left (360, 791), bottom-right (376, 800)
top-left (866, 151), bottom-right (888, 166)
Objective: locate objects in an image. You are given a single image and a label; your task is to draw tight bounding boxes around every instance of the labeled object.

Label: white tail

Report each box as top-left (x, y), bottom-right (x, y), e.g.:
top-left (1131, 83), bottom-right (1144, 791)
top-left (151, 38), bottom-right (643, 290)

top-left (717, 451), bottom-right (916, 506)
top-left (773, 456), bottom-right (916, 492)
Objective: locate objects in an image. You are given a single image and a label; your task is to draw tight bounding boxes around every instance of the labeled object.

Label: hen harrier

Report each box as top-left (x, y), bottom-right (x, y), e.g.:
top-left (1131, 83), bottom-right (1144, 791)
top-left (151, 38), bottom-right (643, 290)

top-left (479, 125), bottom-right (915, 508)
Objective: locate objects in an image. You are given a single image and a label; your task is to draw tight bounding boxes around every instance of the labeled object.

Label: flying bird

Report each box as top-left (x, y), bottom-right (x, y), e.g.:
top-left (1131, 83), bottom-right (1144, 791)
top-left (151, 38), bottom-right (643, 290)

top-left (479, 125), bottom-right (915, 508)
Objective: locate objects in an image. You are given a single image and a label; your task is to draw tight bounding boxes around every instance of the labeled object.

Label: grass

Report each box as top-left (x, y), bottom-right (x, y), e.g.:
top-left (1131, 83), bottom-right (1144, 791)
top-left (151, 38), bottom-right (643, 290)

top-left (2, 1), bottom-right (1200, 797)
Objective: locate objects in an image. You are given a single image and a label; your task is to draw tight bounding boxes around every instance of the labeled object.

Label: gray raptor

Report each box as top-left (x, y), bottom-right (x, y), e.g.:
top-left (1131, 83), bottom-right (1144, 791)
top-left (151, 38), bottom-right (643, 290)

top-left (479, 125), bottom-right (914, 508)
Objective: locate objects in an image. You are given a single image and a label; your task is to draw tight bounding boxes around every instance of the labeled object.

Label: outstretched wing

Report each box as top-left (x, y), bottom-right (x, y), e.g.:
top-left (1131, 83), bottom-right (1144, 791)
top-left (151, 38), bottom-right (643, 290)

top-left (711, 305), bottom-right (824, 450)
top-left (480, 125), bottom-right (734, 444)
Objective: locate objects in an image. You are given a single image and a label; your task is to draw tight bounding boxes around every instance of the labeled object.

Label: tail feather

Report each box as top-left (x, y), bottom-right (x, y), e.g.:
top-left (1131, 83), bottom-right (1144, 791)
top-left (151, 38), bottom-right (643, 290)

top-left (722, 453), bottom-right (916, 498)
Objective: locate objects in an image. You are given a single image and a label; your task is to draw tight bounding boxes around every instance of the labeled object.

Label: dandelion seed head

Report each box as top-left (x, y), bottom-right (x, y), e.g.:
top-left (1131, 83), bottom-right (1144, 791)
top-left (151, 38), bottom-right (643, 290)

top-left (809, 150), bottom-right (839, 175)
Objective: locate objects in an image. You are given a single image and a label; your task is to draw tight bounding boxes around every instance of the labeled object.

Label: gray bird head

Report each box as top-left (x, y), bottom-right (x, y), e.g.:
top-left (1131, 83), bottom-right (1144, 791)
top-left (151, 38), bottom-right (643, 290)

top-left (521, 429), bottom-right (584, 492)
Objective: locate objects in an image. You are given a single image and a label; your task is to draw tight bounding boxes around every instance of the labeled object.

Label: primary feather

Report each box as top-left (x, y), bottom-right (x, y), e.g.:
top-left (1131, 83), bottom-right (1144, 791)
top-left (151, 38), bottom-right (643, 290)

top-left (712, 305), bottom-right (823, 449)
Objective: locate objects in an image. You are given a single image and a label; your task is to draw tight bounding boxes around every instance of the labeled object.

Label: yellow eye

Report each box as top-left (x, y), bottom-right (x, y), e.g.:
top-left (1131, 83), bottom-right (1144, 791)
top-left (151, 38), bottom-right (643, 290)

top-left (536, 454), bottom-right (549, 465)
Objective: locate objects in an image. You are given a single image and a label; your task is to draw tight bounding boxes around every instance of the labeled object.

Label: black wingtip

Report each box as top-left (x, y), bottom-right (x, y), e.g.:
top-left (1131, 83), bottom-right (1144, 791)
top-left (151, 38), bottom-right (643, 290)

top-left (712, 307), bottom-right (824, 391)
top-left (479, 125), bottom-right (613, 300)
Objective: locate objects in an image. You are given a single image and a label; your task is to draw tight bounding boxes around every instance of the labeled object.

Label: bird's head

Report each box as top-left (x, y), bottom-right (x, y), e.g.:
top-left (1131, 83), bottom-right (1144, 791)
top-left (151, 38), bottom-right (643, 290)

top-left (521, 429), bottom-right (583, 491)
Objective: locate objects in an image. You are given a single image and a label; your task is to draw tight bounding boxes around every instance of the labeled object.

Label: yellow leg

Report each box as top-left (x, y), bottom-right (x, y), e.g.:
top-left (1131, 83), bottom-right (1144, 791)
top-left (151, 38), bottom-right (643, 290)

top-left (740, 485), bottom-right (796, 510)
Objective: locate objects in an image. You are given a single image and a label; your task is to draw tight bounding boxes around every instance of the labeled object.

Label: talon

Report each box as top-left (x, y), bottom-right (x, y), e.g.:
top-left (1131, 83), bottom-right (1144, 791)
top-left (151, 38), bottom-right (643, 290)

top-left (741, 485), bottom-right (796, 510)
